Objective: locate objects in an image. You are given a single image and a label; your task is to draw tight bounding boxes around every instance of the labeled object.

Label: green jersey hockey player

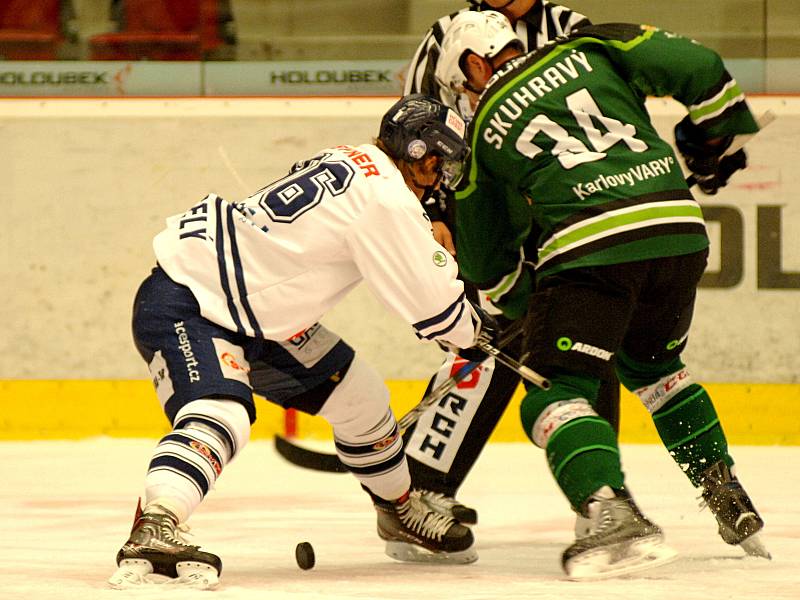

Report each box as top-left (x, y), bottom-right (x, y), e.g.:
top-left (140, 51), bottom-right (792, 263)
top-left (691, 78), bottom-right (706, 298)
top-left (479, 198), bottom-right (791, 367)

top-left (436, 12), bottom-right (768, 579)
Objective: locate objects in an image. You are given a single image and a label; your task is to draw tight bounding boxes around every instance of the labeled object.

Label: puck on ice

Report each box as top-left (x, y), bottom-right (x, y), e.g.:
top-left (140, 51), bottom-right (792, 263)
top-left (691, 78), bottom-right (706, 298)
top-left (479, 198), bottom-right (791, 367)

top-left (295, 541), bottom-right (315, 570)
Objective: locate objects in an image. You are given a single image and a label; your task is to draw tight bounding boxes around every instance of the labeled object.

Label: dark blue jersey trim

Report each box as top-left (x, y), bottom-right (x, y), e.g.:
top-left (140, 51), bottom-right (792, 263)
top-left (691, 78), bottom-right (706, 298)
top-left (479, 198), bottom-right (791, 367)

top-left (225, 204), bottom-right (263, 339)
top-left (215, 196), bottom-right (246, 336)
top-left (413, 291), bottom-right (466, 339)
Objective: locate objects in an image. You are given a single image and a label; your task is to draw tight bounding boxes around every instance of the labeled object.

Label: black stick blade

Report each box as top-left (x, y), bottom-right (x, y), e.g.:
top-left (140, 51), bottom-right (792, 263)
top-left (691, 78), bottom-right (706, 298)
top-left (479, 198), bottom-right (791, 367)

top-left (274, 435), bottom-right (348, 473)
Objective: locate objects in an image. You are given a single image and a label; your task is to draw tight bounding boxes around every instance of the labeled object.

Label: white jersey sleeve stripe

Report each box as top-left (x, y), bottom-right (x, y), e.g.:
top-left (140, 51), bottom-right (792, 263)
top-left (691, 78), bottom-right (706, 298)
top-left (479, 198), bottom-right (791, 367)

top-left (413, 291), bottom-right (467, 340)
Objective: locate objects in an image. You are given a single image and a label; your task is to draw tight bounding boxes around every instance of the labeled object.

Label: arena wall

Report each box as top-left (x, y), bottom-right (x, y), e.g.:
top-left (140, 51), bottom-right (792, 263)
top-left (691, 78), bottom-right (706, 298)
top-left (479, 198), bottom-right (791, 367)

top-left (1, 96), bottom-right (798, 442)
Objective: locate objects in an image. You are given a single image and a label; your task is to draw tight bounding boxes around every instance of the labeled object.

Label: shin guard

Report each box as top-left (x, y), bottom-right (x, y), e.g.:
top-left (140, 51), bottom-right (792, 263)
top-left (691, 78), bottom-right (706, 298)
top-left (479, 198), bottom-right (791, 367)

top-left (318, 356), bottom-right (410, 500)
top-left (145, 399), bottom-right (250, 522)
top-left (520, 374), bottom-right (622, 510)
top-left (619, 355), bottom-right (733, 487)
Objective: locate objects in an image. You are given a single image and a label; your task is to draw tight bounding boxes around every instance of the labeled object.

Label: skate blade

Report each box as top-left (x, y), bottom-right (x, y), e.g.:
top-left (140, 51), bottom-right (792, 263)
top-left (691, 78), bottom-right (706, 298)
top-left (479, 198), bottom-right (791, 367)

top-left (385, 541), bottom-right (478, 565)
top-left (108, 558), bottom-right (153, 589)
top-left (740, 533), bottom-right (771, 560)
top-left (167, 562), bottom-right (220, 589)
top-left (108, 559), bottom-right (219, 590)
top-left (566, 535), bottom-right (678, 581)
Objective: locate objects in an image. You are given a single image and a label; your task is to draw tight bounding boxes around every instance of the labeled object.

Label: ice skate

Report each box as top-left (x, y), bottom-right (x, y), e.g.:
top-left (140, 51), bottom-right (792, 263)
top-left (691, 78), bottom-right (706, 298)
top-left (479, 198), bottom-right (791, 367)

top-left (562, 486), bottom-right (677, 580)
top-left (700, 460), bottom-right (770, 559)
top-left (374, 489), bottom-right (477, 564)
top-left (108, 500), bottom-right (222, 589)
top-left (417, 489), bottom-right (478, 525)
top-left (574, 513), bottom-right (592, 539)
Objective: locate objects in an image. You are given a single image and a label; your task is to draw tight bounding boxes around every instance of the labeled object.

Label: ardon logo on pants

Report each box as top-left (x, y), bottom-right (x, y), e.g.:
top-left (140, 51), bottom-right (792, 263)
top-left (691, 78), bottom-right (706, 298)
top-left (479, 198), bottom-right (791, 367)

top-left (556, 337), bottom-right (613, 361)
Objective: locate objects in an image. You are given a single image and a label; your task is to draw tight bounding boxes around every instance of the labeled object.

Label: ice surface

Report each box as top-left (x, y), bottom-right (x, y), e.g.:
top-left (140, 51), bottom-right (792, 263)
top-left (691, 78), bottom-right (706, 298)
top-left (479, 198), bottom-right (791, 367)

top-left (1, 439), bottom-right (797, 599)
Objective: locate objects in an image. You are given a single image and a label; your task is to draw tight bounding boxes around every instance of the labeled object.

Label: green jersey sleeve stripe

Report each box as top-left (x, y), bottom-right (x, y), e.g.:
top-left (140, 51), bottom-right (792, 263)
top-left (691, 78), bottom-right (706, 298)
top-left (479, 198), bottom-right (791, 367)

top-left (689, 80), bottom-right (747, 124)
top-left (538, 201), bottom-right (704, 264)
top-left (482, 254), bottom-right (525, 302)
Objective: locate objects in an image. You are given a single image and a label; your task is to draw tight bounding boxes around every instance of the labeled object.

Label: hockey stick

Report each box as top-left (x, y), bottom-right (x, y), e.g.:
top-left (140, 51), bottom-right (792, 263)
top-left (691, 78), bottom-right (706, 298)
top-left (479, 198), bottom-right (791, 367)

top-left (685, 110), bottom-right (776, 187)
top-left (218, 145), bottom-right (252, 194)
top-left (274, 324), bottom-right (538, 473)
top-left (476, 340), bottom-right (551, 391)
top-left (274, 357), bottom-right (484, 473)
top-left (274, 433), bottom-right (350, 473)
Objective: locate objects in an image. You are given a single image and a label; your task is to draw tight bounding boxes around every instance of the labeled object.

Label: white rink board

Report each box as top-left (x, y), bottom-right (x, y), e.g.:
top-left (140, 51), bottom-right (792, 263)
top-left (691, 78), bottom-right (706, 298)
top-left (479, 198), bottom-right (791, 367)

top-left (0, 96), bottom-right (798, 381)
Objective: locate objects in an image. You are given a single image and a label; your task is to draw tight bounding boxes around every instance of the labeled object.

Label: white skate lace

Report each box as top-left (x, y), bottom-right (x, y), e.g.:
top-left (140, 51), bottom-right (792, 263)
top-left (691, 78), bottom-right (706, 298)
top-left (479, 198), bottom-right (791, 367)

top-left (144, 513), bottom-right (197, 548)
top-left (172, 523), bottom-right (195, 546)
top-left (398, 490), bottom-right (456, 541)
top-left (582, 495), bottom-right (626, 538)
top-left (592, 503), bottom-right (616, 535)
top-left (418, 490), bottom-right (459, 511)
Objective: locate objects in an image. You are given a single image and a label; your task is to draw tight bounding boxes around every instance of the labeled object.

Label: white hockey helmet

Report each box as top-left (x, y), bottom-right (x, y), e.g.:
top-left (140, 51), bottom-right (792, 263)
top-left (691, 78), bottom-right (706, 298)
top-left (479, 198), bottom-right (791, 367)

top-left (434, 11), bottom-right (521, 105)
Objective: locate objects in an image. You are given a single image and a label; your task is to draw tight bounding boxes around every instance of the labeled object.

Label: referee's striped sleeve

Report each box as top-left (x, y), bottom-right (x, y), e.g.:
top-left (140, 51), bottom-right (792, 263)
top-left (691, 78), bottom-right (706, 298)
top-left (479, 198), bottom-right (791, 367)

top-left (402, 12), bottom-right (460, 99)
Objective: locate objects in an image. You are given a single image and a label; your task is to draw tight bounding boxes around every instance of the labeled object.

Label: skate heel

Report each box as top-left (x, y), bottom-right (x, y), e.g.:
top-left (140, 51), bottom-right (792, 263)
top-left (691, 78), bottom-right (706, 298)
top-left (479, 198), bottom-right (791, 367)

top-left (417, 489), bottom-right (478, 525)
top-left (700, 460), bottom-right (770, 558)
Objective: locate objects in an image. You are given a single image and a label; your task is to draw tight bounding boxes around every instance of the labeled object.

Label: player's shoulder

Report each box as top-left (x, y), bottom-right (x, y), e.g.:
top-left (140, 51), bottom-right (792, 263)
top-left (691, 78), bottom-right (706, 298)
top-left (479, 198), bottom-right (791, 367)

top-left (350, 145), bottom-right (424, 214)
top-left (566, 23), bottom-right (650, 43)
top-left (484, 23), bottom-right (645, 89)
top-left (326, 142), bottom-right (397, 182)
top-left (326, 143), bottom-right (417, 209)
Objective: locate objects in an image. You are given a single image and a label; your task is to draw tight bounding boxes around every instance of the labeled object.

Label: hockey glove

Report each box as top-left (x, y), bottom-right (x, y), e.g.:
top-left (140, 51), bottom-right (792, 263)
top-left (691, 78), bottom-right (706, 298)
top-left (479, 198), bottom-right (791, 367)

top-left (422, 187), bottom-right (448, 222)
top-left (674, 115), bottom-right (747, 195)
top-left (456, 302), bottom-right (500, 363)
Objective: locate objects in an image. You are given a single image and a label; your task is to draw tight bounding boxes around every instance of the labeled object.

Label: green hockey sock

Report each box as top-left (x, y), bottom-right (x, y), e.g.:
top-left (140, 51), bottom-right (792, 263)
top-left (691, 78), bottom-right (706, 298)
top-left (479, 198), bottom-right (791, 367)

top-left (546, 416), bottom-right (622, 510)
top-left (652, 383), bottom-right (732, 486)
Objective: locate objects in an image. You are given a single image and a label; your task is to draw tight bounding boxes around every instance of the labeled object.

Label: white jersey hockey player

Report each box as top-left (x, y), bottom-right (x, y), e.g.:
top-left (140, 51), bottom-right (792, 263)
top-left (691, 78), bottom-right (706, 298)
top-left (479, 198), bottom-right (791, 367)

top-left (109, 94), bottom-right (496, 589)
top-left (154, 142), bottom-right (475, 347)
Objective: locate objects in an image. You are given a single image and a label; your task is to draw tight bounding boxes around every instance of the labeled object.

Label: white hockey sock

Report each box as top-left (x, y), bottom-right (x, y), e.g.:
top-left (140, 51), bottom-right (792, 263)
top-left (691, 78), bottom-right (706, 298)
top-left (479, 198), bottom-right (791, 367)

top-left (144, 399), bottom-right (250, 523)
top-left (318, 356), bottom-right (410, 501)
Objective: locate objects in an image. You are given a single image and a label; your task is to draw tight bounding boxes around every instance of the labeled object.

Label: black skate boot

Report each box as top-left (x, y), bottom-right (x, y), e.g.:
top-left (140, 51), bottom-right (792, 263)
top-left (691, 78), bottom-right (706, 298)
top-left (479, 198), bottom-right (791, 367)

top-left (417, 489), bottom-right (478, 525)
top-left (562, 486), bottom-right (677, 580)
top-left (700, 460), bottom-right (770, 558)
top-left (108, 500), bottom-right (222, 589)
top-left (373, 489), bottom-right (477, 564)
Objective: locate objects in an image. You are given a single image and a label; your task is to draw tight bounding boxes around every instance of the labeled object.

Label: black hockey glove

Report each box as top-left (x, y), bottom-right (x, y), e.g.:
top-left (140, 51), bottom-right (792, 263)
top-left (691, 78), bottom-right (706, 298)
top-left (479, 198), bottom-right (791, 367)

top-left (457, 303), bottom-right (500, 363)
top-left (422, 187), bottom-right (448, 223)
top-left (674, 115), bottom-right (747, 195)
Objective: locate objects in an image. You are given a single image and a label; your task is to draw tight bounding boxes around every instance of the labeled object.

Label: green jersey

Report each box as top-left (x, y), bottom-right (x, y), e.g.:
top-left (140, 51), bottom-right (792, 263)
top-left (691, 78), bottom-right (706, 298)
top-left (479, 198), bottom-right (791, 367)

top-left (455, 23), bottom-right (759, 317)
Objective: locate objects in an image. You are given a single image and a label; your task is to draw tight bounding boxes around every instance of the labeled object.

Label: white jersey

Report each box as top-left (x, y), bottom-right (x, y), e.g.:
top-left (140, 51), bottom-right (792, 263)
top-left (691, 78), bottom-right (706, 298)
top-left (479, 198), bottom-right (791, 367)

top-left (153, 143), bottom-right (478, 348)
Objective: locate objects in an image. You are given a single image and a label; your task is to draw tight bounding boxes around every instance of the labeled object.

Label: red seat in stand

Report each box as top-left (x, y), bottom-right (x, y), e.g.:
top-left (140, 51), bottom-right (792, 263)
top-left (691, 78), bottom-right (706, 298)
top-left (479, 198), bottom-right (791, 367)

top-left (89, 0), bottom-right (206, 61)
top-left (0, 0), bottom-right (62, 60)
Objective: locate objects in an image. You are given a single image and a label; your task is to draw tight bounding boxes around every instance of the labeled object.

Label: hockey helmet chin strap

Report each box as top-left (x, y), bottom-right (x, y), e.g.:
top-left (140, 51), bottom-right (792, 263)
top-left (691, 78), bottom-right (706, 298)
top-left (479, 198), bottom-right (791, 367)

top-left (410, 154), bottom-right (466, 201)
top-left (410, 171), bottom-right (440, 203)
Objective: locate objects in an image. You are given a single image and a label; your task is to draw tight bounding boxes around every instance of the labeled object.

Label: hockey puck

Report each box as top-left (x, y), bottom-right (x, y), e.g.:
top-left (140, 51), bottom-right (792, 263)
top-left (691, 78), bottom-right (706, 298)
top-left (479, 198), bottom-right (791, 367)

top-left (295, 541), bottom-right (315, 570)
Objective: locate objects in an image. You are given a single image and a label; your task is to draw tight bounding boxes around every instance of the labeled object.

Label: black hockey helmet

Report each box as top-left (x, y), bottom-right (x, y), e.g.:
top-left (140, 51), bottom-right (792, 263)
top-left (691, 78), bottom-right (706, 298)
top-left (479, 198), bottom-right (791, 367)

top-left (378, 94), bottom-right (470, 187)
